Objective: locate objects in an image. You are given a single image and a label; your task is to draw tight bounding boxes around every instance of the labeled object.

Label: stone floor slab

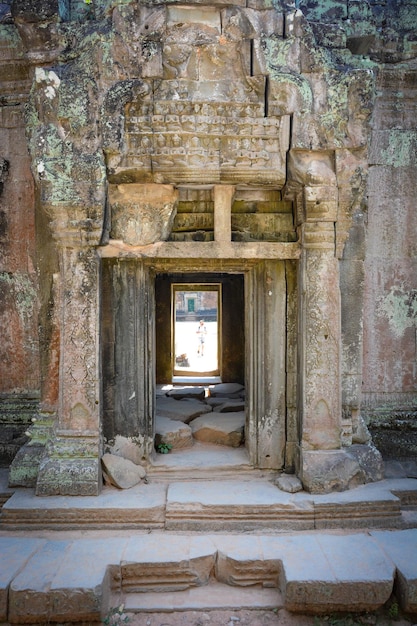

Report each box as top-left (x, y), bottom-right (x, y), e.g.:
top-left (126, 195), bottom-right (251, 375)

top-left (0, 537), bottom-right (45, 621)
top-left (9, 537), bottom-right (127, 623)
top-left (165, 480), bottom-right (315, 531)
top-left (371, 528), bottom-right (417, 613)
top-left (280, 533), bottom-right (395, 613)
top-left (1, 483), bottom-right (167, 530)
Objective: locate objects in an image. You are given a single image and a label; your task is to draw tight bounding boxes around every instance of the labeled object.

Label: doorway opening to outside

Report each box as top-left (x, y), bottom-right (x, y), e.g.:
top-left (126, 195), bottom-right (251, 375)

top-left (172, 283), bottom-right (221, 381)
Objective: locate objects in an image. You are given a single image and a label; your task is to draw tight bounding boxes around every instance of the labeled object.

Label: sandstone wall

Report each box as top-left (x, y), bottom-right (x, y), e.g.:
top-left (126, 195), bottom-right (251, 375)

top-left (0, 23), bottom-right (39, 464)
top-left (0, 0), bottom-right (416, 468)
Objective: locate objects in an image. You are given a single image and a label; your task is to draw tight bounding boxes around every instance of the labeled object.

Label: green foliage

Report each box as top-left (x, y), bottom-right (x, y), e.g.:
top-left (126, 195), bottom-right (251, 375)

top-left (313, 615), bottom-right (366, 626)
top-left (156, 441), bottom-right (173, 454)
top-left (388, 601), bottom-right (399, 620)
top-left (103, 604), bottom-right (129, 625)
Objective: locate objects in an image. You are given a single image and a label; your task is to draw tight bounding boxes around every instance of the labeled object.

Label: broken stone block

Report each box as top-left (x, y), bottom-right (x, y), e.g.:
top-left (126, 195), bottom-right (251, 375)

top-left (101, 453), bottom-right (146, 489)
top-left (156, 396), bottom-right (212, 423)
top-left (275, 474), bottom-right (303, 494)
top-left (155, 416), bottom-right (193, 449)
top-left (209, 383), bottom-right (245, 398)
top-left (166, 387), bottom-right (206, 401)
top-left (217, 399), bottom-right (245, 412)
top-left (346, 444), bottom-right (384, 483)
top-left (189, 412), bottom-right (245, 447)
top-left (108, 435), bottom-right (144, 465)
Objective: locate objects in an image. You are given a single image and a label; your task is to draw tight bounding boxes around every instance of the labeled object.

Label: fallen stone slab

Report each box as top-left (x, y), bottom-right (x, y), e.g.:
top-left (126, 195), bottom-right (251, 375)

top-left (107, 435), bottom-right (145, 466)
top-left (0, 537), bottom-right (46, 622)
top-left (371, 529), bottom-right (417, 613)
top-left (101, 453), bottom-right (146, 489)
top-left (156, 396), bottom-right (212, 423)
top-left (120, 535), bottom-right (217, 592)
top-left (208, 383), bottom-right (244, 398)
top-left (166, 386), bottom-right (205, 401)
top-left (216, 399), bottom-right (246, 412)
top-left (189, 412), bottom-right (245, 447)
top-left (280, 533), bottom-right (395, 613)
top-left (155, 416), bottom-right (193, 449)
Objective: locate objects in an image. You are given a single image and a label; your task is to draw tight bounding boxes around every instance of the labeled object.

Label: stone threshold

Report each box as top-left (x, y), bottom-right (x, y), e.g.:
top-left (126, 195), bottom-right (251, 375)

top-left (1, 476), bottom-right (416, 532)
top-left (2, 530), bottom-right (417, 622)
top-left (120, 582), bottom-right (280, 613)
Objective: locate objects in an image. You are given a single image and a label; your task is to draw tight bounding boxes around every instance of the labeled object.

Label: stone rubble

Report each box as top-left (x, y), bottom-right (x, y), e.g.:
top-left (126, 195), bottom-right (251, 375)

top-left (101, 453), bottom-right (146, 489)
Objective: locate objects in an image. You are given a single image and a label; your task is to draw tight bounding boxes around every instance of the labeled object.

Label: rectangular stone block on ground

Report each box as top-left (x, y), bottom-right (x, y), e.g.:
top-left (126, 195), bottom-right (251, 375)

top-left (371, 529), bottom-right (417, 613)
top-left (313, 480), bottom-right (403, 529)
top-left (280, 533), bottom-right (395, 613)
top-left (0, 537), bottom-right (45, 622)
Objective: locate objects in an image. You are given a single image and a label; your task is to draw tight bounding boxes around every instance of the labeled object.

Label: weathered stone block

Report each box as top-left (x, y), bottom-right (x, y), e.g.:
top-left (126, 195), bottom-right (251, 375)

top-left (300, 449), bottom-right (364, 493)
top-left (155, 416), bottom-right (193, 449)
top-left (190, 412), bottom-right (245, 447)
top-left (109, 183), bottom-right (178, 245)
top-left (101, 453), bottom-right (146, 489)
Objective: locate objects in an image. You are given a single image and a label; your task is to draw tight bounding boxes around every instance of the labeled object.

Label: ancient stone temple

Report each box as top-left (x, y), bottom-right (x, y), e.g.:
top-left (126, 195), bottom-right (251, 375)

top-left (0, 0), bottom-right (416, 496)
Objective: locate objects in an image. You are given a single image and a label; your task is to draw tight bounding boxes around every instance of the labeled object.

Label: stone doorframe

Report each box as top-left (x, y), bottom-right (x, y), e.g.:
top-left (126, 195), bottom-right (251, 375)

top-left (99, 184), bottom-right (298, 475)
top-left (11, 179), bottom-right (367, 496)
top-left (101, 255), bottom-right (292, 473)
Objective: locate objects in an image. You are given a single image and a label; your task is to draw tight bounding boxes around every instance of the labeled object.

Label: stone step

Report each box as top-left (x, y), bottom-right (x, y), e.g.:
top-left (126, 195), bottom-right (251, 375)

top-left (1, 530), bottom-right (416, 623)
top-left (1, 478), bottom-right (416, 531)
top-left (120, 582), bottom-right (280, 613)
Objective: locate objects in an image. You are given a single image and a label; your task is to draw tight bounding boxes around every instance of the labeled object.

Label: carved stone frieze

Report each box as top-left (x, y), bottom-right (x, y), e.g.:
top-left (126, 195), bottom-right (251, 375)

top-left (105, 77), bottom-right (290, 186)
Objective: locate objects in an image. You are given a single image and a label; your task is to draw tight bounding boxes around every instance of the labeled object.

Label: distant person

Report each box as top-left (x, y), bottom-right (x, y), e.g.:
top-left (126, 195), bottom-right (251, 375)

top-left (196, 319), bottom-right (207, 356)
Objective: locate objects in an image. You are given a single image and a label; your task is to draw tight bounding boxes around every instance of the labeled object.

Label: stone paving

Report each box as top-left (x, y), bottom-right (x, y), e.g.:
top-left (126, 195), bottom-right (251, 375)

top-left (0, 469), bottom-right (417, 623)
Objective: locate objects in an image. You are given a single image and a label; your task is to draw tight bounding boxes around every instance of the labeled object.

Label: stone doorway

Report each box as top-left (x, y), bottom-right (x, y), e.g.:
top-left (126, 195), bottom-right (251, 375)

top-left (102, 261), bottom-right (289, 471)
top-left (154, 272), bottom-right (247, 469)
top-left (155, 273), bottom-right (245, 385)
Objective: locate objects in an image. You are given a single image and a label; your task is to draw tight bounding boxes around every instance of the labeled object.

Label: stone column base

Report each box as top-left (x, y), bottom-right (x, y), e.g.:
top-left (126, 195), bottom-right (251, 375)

top-left (8, 444), bottom-right (45, 488)
top-left (8, 411), bottom-right (55, 488)
top-left (35, 435), bottom-right (102, 496)
top-left (298, 444), bottom-right (384, 494)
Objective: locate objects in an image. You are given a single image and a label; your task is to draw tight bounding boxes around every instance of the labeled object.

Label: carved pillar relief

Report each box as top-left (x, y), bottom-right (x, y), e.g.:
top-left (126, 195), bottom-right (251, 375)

top-left (35, 220), bottom-right (103, 496)
top-left (285, 151), bottom-right (344, 489)
top-left (298, 221), bottom-right (341, 452)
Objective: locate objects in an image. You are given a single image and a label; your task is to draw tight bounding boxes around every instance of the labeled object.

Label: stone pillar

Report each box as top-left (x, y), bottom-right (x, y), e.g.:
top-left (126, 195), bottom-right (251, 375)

top-left (108, 260), bottom-right (154, 457)
top-left (35, 222), bottom-right (103, 496)
top-left (214, 185), bottom-right (234, 243)
top-left (246, 261), bottom-right (286, 469)
top-left (297, 185), bottom-right (346, 493)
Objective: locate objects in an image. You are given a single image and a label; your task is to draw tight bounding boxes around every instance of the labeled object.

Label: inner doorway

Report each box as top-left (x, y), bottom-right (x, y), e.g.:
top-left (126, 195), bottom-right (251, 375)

top-left (172, 283), bottom-right (221, 380)
top-left (155, 273), bottom-right (245, 385)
